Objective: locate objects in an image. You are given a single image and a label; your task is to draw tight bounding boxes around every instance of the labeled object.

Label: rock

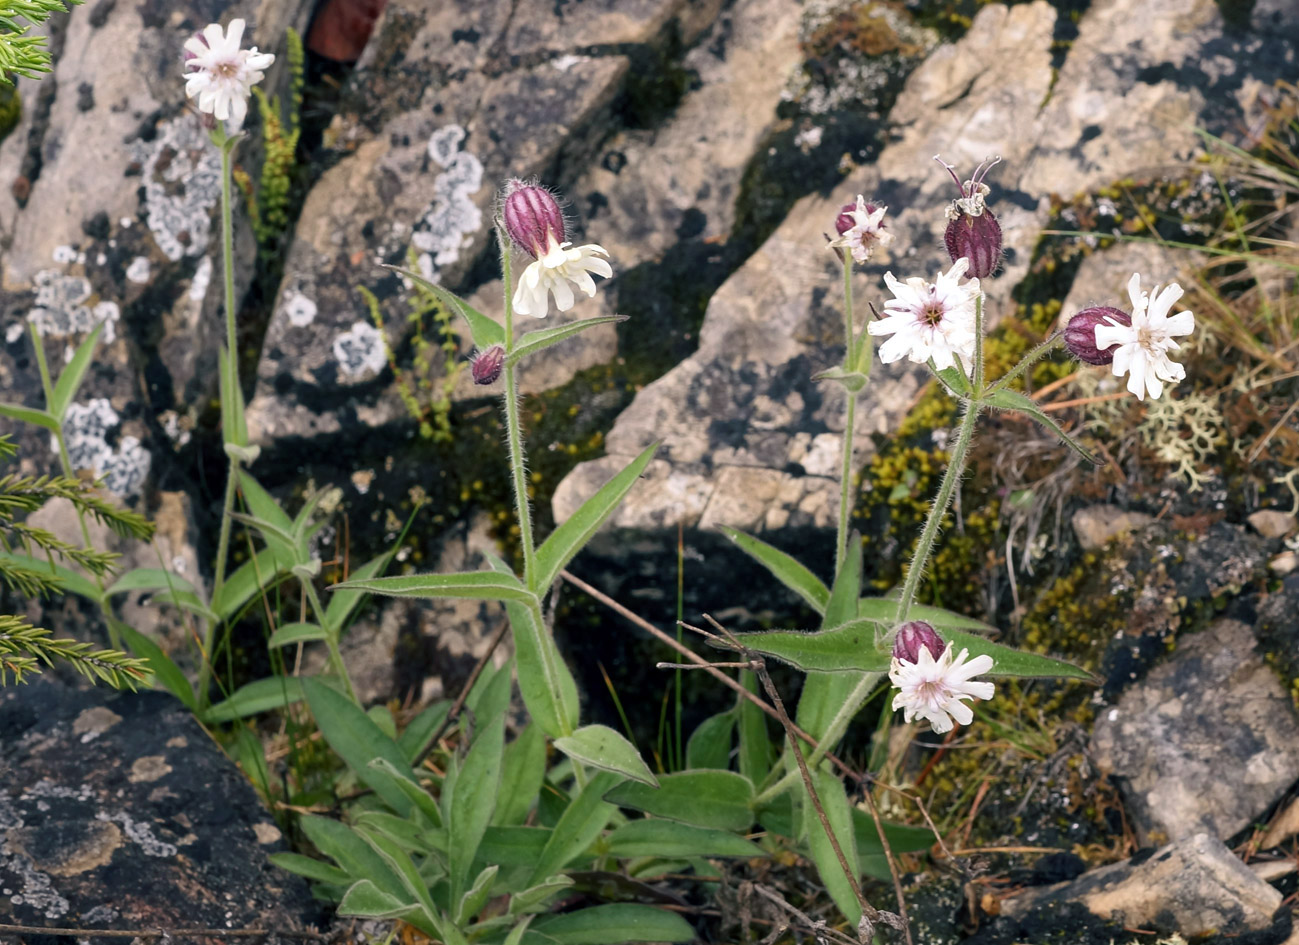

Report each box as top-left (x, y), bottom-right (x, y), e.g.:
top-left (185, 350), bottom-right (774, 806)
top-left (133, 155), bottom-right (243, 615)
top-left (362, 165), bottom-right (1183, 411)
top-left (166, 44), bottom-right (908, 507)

top-left (1070, 504), bottom-right (1155, 551)
top-left (0, 676), bottom-right (319, 933)
top-left (1249, 509), bottom-right (1298, 539)
top-left (1001, 833), bottom-right (1283, 937)
top-left (1091, 619), bottom-right (1299, 846)
top-left (1260, 796), bottom-right (1299, 850)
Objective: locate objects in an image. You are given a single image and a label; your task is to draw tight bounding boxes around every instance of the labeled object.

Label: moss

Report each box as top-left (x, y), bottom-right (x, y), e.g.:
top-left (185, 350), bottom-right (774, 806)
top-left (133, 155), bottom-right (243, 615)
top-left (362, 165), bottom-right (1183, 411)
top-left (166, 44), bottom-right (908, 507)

top-left (0, 83), bottom-right (20, 145)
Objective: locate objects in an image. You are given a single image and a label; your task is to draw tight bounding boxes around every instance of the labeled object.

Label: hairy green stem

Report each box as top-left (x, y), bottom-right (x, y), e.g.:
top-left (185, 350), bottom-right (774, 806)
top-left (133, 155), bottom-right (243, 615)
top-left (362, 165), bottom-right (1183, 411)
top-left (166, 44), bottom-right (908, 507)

top-left (302, 578), bottom-right (358, 703)
top-left (985, 331), bottom-right (1063, 395)
top-left (835, 255), bottom-right (857, 575)
top-left (499, 238), bottom-right (537, 590)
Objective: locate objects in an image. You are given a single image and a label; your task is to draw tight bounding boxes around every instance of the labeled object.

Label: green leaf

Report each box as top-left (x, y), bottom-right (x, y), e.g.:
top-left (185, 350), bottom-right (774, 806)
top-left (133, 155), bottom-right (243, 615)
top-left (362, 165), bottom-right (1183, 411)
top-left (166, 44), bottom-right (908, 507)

top-left (529, 770), bottom-right (621, 885)
top-left (795, 537), bottom-right (862, 741)
top-left (854, 815), bottom-right (933, 880)
top-left (151, 588), bottom-right (218, 623)
top-left (508, 876), bottom-right (574, 916)
top-left (554, 725), bottom-right (657, 787)
top-left (219, 346), bottom-right (250, 448)
top-left (367, 758), bottom-right (442, 826)
top-left (934, 364), bottom-right (973, 399)
top-left (268, 852), bottom-right (351, 886)
top-left (479, 825), bottom-right (552, 868)
top-left (203, 676), bottom-right (305, 723)
top-left (236, 469), bottom-right (294, 531)
top-left (530, 904), bottom-right (694, 945)
top-left (336, 879), bottom-right (418, 919)
top-left (0, 402), bottom-right (60, 434)
top-left (228, 511), bottom-right (300, 562)
top-left (507, 316), bottom-right (628, 366)
top-left (812, 365), bottom-right (868, 394)
top-left (211, 547), bottom-right (291, 621)
top-left (495, 722), bottom-right (546, 826)
top-left (397, 700), bottom-right (451, 764)
top-left (268, 621), bottom-right (328, 647)
top-left (231, 725), bottom-right (273, 802)
top-left (447, 698), bottom-right (506, 902)
top-left (105, 567), bottom-right (198, 598)
top-left (856, 597), bottom-right (995, 632)
top-left (737, 671), bottom-right (772, 787)
top-left (984, 388), bottom-right (1102, 465)
top-left (298, 815), bottom-right (406, 899)
top-left (456, 864), bottom-right (499, 926)
top-left (605, 820), bottom-right (761, 858)
top-left (533, 442), bottom-right (659, 592)
top-left (388, 265), bottom-right (504, 348)
top-left (114, 621), bottom-right (196, 712)
top-left (355, 827), bottom-right (440, 923)
top-left (603, 771), bottom-right (754, 834)
top-left (0, 552), bottom-right (103, 603)
top-left (686, 711), bottom-right (734, 771)
top-left (330, 570), bottom-right (537, 604)
top-left (719, 526), bottom-right (829, 613)
top-left (50, 322), bottom-right (105, 422)
top-left (303, 677), bottom-right (419, 816)
top-left (802, 766), bottom-right (861, 926)
top-left (323, 549), bottom-right (394, 636)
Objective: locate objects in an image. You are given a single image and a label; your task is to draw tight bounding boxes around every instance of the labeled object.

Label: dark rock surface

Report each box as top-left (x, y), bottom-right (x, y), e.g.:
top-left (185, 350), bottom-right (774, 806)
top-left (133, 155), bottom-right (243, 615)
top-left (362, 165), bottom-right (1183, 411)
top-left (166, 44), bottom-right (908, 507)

top-left (0, 676), bottom-right (319, 938)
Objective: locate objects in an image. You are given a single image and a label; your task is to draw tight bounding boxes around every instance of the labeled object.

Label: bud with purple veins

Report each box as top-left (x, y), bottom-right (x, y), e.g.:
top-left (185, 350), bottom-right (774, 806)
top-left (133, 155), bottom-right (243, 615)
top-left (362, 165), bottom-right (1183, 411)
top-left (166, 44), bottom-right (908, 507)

top-left (936, 155), bottom-right (1003, 280)
top-left (470, 344), bottom-right (505, 385)
top-left (1064, 306), bottom-right (1132, 365)
top-left (502, 180), bottom-right (566, 259)
top-left (892, 620), bottom-right (946, 665)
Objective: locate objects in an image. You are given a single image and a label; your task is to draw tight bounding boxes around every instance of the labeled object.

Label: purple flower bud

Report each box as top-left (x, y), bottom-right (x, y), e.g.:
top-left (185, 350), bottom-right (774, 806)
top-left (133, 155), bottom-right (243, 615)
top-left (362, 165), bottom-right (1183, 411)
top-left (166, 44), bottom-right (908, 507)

top-left (892, 621), bottom-right (945, 664)
top-left (1064, 306), bottom-right (1132, 365)
top-left (835, 200), bottom-right (880, 236)
top-left (502, 181), bottom-right (566, 258)
top-left (470, 344), bottom-right (505, 385)
top-left (937, 155), bottom-right (1003, 279)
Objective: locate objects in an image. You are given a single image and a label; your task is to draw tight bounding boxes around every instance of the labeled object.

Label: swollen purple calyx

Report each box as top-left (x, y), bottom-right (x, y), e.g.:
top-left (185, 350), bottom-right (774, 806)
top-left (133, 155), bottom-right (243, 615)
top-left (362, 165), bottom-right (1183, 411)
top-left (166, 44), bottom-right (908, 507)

top-left (1064, 306), bottom-right (1132, 365)
top-left (936, 155), bottom-right (1003, 280)
top-left (892, 620), bottom-right (945, 664)
top-left (470, 344), bottom-right (505, 385)
top-left (502, 181), bottom-right (566, 259)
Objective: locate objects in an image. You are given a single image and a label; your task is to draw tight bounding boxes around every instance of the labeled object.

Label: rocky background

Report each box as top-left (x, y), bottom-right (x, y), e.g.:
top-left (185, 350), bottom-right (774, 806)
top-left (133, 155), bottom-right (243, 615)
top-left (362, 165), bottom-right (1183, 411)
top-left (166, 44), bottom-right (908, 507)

top-left (2, 0), bottom-right (1299, 942)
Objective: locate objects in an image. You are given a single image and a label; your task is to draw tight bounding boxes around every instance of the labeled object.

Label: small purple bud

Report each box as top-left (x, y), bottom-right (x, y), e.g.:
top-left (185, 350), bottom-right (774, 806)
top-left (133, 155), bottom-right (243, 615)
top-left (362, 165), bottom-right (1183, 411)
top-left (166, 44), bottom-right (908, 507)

top-left (944, 210), bottom-right (1003, 280)
top-left (1064, 306), bottom-right (1132, 365)
top-left (502, 181), bottom-right (566, 259)
top-left (834, 203), bottom-right (856, 236)
top-left (470, 344), bottom-right (505, 385)
top-left (892, 621), bottom-right (945, 664)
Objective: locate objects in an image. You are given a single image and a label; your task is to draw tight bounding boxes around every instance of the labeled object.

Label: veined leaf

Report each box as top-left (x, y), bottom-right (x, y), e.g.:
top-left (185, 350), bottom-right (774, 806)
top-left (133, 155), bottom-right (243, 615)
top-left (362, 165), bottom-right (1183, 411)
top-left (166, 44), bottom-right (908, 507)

top-left (555, 724), bottom-right (656, 786)
top-left (529, 770), bottom-right (621, 885)
top-left (984, 388), bottom-right (1102, 465)
top-left (298, 815), bottom-right (405, 900)
top-left (529, 904), bottom-right (694, 944)
top-left (605, 820), bottom-right (761, 858)
top-left (268, 852), bottom-right (350, 886)
top-left (447, 693), bottom-right (506, 902)
top-left (934, 364), bottom-right (974, 399)
top-left (803, 767), bottom-right (862, 926)
top-left (533, 442), bottom-right (658, 592)
top-left (603, 771), bottom-right (754, 833)
top-left (336, 879), bottom-right (419, 919)
top-left (720, 526), bottom-right (829, 613)
top-left (388, 265), bottom-right (504, 348)
top-left (478, 825), bottom-right (552, 868)
top-left (330, 570), bottom-right (538, 604)
top-left (685, 710), bottom-right (734, 771)
top-left (507, 316), bottom-right (627, 366)
top-left (495, 722), bottom-right (547, 826)
top-left (202, 676), bottom-right (306, 723)
top-left (50, 322), bottom-right (105, 422)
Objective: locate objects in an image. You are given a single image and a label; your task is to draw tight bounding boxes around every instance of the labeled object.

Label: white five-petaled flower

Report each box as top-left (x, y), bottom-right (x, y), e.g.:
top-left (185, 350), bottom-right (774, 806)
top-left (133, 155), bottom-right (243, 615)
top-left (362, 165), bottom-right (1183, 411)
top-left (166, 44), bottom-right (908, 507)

top-left (869, 257), bottom-right (981, 374)
top-left (183, 19), bottom-right (275, 132)
top-left (834, 195), bottom-right (895, 264)
top-left (1095, 273), bottom-right (1195, 401)
top-left (512, 234), bottom-right (612, 318)
top-left (889, 643), bottom-right (995, 734)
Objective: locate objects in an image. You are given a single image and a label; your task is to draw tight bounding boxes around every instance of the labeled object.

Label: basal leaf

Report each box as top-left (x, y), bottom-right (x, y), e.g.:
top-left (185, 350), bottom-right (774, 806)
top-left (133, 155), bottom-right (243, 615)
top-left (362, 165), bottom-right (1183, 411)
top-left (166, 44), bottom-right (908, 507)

top-left (719, 526), bottom-right (829, 613)
top-left (555, 725), bottom-right (656, 787)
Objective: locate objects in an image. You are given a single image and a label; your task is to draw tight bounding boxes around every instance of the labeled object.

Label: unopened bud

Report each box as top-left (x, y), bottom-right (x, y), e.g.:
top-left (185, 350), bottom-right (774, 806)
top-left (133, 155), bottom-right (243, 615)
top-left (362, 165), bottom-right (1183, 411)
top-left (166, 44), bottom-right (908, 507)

top-left (502, 181), bottom-right (565, 259)
top-left (892, 621), bottom-right (945, 664)
top-left (470, 344), bottom-right (505, 385)
top-left (834, 202), bottom-right (858, 236)
top-left (937, 155), bottom-right (1003, 279)
top-left (1064, 307), bottom-right (1131, 365)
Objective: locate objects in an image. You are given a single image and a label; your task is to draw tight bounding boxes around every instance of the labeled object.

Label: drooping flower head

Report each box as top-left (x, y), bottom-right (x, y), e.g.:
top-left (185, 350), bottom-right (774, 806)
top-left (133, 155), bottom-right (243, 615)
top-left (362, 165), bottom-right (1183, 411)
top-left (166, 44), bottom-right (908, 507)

top-left (869, 257), bottom-right (981, 374)
top-left (1094, 273), bottom-right (1195, 401)
top-left (501, 180), bottom-right (612, 318)
top-left (889, 635), bottom-right (995, 735)
top-left (1063, 306), bottom-right (1132, 365)
top-left (182, 19), bottom-right (275, 133)
top-left (936, 155), bottom-right (1003, 280)
top-left (470, 344), bottom-right (505, 385)
top-left (831, 195), bottom-right (895, 264)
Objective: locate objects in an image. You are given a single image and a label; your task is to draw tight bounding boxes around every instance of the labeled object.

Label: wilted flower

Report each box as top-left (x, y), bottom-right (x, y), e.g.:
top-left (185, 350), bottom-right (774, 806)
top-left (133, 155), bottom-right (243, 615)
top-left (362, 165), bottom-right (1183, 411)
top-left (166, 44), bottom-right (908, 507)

top-left (869, 257), bottom-right (981, 373)
top-left (501, 180), bottom-right (612, 318)
top-left (182, 19), bottom-right (275, 132)
top-left (889, 640), bottom-right (995, 734)
top-left (892, 621), bottom-right (945, 664)
top-left (470, 345), bottom-right (505, 385)
top-left (1064, 306), bottom-right (1131, 365)
top-left (1094, 273), bottom-right (1195, 401)
top-left (832, 195), bottom-right (894, 264)
top-left (937, 155), bottom-right (1003, 279)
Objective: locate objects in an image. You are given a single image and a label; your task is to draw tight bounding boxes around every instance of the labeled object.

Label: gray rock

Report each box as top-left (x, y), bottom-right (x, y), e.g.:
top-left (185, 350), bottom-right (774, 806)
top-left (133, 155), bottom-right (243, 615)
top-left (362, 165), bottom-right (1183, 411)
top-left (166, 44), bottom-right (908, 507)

top-left (1002, 833), bottom-right (1283, 937)
top-left (0, 676), bottom-right (320, 935)
top-left (1071, 504), bottom-right (1155, 551)
top-left (1249, 509), bottom-right (1298, 539)
top-left (1091, 619), bottom-right (1299, 846)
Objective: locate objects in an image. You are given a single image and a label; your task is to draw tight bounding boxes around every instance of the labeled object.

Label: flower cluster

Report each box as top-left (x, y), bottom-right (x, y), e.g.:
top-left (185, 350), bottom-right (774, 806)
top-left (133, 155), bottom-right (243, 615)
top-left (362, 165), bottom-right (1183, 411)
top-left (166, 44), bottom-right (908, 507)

top-left (182, 19), bottom-right (274, 133)
top-left (832, 195), bottom-right (894, 264)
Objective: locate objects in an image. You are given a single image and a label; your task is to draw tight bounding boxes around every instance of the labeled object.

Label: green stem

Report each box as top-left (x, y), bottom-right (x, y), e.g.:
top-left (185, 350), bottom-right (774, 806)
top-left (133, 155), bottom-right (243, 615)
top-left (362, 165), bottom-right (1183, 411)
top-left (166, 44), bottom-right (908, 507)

top-left (985, 331), bottom-right (1063, 395)
top-left (303, 578), bottom-right (358, 704)
top-left (972, 293), bottom-right (985, 397)
top-left (29, 323), bottom-right (118, 648)
top-left (499, 236), bottom-right (537, 589)
top-left (835, 255), bottom-right (857, 575)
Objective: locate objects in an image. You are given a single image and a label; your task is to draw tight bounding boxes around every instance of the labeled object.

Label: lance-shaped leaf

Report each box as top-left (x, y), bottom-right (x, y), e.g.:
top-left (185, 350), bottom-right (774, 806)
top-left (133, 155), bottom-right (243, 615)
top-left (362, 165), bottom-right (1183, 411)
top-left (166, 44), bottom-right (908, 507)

top-left (331, 570), bottom-right (538, 604)
top-left (795, 538), bottom-right (862, 740)
top-left (529, 770), bottom-right (621, 885)
top-left (856, 598), bottom-right (995, 632)
top-left (0, 402), bottom-right (60, 434)
top-left (533, 442), bottom-right (659, 592)
top-left (812, 366), bottom-right (868, 394)
top-left (507, 316), bottom-right (627, 366)
top-left (324, 548), bottom-right (395, 635)
top-left (554, 724), bottom-right (657, 787)
top-left (105, 568), bottom-right (199, 598)
top-left (933, 363), bottom-right (973, 399)
top-left (219, 346), bottom-right (250, 448)
top-left (604, 771), bottom-right (754, 833)
top-left (115, 620), bottom-right (195, 711)
top-left (268, 621), bottom-right (328, 647)
top-left (984, 388), bottom-right (1102, 465)
top-left (605, 820), bottom-right (762, 858)
top-left (720, 526), bottom-right (829, 613)
top-left (203, 677), bottom-right (306, 723)
top-left (803, 766), bottom-right (862, 926)
top-left (530, 903), bottom-right (695, 944)
top-left (737, 620), bottom-right (1094, 679)
top-left (50, 322), bottom-right (104, 422)
top-left (387, 265), bottom-right (504, 349)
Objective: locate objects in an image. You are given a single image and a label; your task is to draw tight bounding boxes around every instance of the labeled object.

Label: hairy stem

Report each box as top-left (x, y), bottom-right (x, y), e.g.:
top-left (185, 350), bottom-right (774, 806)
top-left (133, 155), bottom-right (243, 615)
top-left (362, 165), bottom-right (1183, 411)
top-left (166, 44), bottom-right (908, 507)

top-left (303, 578), bottom-right (357, 704)
top-left (985, 331), bottom-right (1063, 395)
top-left (836, 255), bottom-right (858, 575)
top-left (499, 237), bottom-right (537, 590)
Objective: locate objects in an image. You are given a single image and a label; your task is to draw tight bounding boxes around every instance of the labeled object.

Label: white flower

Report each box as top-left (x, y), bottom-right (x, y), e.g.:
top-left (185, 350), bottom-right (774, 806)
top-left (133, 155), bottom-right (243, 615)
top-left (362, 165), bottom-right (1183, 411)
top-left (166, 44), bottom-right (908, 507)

top-left (183, 19), bottom-right (275, 132)
top-left (512, 234), bottom-right (612, 317)
top-left (889, 643), bottom-right (995, 734)
top-left (834, 195), bottom-right (894, 264)
top-left (1095, 273), bottom-right (1195, 401)
top-left (869, 257), bottom-right (981, 373)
